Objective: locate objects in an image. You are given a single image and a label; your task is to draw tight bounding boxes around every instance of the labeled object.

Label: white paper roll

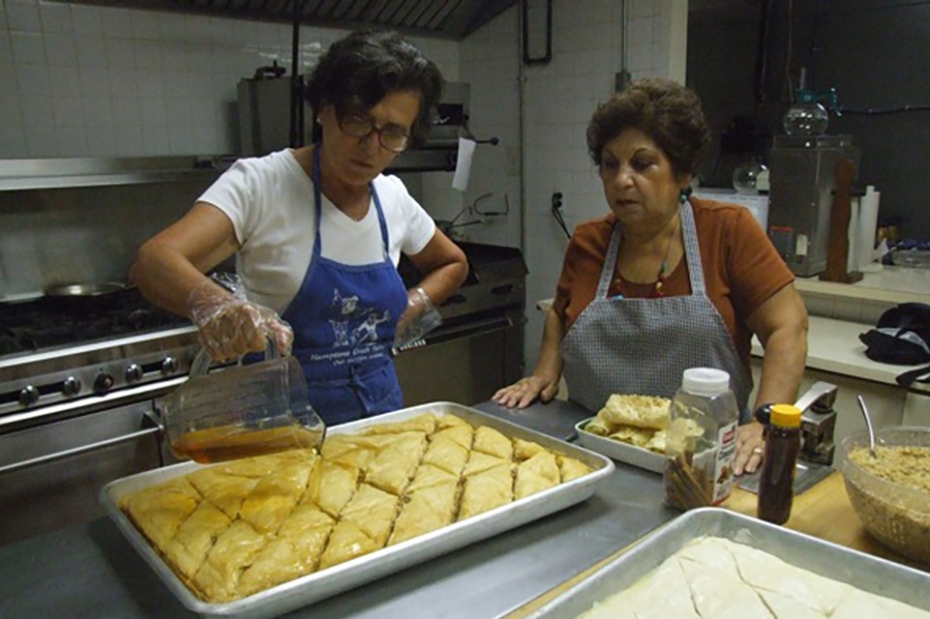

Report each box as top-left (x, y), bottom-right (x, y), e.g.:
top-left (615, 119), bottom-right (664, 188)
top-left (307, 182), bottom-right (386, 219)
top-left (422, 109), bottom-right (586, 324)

top-left (857, 185), bottom-right (881, 271)
top-left (847, 196), bottom-right (860, 273)
top-left (451, 137), bottom-right (476, 192)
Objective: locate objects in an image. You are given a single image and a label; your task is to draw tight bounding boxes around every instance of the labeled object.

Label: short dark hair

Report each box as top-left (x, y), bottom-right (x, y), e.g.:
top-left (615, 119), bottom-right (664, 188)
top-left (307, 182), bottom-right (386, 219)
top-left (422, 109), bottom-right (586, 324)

top-left (586, 78), bottom-right (710, 178)
top-left (306, 30), bottom-right (443, 147)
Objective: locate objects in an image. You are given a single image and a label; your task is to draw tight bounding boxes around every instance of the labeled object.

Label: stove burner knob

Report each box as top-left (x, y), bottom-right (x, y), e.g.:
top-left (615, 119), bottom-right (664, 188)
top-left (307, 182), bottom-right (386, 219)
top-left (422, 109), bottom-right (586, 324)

top-left (161, 357), bottom-right (179, 376)
top-left (19, 385), bottom-right (39, 407)
top-left (62, 376), bottom-right (82, 397)
top-left (125, 364), bottom-right (144, 383)
top-left (93, 373), bottom-right (115, 394)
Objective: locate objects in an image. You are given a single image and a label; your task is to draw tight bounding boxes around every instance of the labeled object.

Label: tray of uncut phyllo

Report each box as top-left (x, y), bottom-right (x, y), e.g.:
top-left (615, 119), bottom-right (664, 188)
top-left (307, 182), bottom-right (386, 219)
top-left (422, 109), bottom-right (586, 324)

top-left (100, 401), bottom-right (615, 619)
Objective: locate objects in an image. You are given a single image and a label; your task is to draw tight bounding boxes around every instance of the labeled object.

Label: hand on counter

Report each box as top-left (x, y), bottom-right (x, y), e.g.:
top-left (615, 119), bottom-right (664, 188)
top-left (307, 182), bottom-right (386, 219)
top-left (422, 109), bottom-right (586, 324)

top-left (734, 420), bottom-right (765, 476)
top-left (492, 374), bottom-right (560, 409)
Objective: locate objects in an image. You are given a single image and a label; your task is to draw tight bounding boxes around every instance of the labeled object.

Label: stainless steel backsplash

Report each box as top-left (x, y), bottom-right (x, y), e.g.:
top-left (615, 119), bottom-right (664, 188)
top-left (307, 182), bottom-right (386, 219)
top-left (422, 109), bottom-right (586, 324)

top-left (0, 158), bottom-right (225, 299)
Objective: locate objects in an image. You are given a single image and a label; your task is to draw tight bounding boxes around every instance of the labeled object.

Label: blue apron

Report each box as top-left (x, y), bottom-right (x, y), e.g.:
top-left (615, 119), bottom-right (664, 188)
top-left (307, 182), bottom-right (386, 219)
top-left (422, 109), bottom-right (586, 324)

top-left (281, 146), bottom-right (409, 425)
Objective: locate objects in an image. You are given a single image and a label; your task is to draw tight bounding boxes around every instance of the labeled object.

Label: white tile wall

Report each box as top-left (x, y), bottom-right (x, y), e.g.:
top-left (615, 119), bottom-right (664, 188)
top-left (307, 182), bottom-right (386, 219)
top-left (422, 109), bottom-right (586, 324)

top-left (513, 0), bottom-right (684, 369)
top-left (0, 0), bottom-right (458, 158)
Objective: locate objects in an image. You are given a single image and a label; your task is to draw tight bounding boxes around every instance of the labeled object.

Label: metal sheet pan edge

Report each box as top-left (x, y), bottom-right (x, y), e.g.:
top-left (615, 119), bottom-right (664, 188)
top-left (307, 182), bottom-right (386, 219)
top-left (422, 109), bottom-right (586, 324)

top-left (524, 507), bottom-right (930, 619)
top-left (101, 402), bottom-right (615, 619)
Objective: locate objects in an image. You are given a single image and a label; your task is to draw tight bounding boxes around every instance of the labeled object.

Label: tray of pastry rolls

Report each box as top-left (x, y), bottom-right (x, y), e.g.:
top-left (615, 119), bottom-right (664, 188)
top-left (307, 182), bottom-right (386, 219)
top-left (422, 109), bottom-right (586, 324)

top-left (521, 507), bottom-right (930, 618)
top-left (100, 401), bottom-right (615, 619)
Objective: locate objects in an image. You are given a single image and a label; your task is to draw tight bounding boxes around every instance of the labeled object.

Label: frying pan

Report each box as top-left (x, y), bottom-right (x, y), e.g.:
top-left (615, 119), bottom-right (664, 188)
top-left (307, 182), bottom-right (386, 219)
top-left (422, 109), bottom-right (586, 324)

top-left (44, 282), bottom-right (129, 297)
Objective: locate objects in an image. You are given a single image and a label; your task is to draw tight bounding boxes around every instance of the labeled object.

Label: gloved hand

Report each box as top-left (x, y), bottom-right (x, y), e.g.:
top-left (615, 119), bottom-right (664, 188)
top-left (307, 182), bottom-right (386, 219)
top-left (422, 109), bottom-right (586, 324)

top-left (393, 287), bottom-right (442, 353)
top-left (188, 274), bottom-right (294, 362)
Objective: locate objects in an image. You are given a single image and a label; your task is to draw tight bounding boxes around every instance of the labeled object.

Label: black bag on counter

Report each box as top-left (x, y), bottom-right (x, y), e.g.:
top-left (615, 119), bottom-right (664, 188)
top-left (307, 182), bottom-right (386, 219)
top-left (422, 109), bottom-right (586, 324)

top-left (859, 302), bottom-right (930, 387)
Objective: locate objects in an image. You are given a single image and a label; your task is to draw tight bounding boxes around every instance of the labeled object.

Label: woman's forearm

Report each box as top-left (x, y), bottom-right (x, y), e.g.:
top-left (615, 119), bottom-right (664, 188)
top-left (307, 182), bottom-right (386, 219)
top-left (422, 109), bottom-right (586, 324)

top-left (130, 239), bottom-right (216, 318)
top-left (414, 260), bottom-right (468, 306)
top-left (753, 323), bottom-right (809, 410)
top-left (534, 308), bottom-right (566, 383)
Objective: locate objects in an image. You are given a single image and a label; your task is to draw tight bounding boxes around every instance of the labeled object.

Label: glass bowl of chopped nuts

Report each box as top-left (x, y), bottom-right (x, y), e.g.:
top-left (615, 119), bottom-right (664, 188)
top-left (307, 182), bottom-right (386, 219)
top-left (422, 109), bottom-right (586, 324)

top-left (840, 426), bottom-right (930, 565)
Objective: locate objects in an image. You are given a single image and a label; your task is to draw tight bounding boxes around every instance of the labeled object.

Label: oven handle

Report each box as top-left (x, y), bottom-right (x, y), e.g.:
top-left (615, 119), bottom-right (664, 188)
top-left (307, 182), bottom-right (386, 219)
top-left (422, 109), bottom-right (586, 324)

top-left (0, 410), bottom-right (164, 476)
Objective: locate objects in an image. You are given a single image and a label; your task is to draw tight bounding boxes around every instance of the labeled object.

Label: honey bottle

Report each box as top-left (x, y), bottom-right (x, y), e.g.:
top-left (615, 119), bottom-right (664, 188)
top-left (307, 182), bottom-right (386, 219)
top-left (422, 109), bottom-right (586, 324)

top-left (757, 404), bottom-right (803, 525)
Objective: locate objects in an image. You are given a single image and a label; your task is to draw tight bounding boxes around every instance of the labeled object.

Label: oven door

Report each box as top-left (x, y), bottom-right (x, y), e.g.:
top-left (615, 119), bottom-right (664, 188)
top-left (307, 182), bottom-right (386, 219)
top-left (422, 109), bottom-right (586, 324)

top-left (394, 308), bottom-right (525, 407)
top-left (0, 402), bottom-right (163, 546)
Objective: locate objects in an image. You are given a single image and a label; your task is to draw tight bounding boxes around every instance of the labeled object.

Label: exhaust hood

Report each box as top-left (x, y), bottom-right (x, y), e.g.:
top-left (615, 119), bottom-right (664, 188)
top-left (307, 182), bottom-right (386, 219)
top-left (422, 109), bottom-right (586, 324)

top-left (62, 0), bottom-right (517, 40)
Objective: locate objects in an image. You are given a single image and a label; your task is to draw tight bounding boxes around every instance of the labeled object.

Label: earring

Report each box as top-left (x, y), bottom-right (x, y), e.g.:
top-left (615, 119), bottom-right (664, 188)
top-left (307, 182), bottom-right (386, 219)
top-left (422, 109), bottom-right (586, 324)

top-left (678, 186), bottom-right (692, 204)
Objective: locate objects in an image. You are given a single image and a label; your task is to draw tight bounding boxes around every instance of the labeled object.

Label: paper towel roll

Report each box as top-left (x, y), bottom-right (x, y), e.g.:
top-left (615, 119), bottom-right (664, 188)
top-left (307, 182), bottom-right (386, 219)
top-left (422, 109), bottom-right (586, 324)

top-left (857, 185), bottom-right (881, 271)
top-left (847, 196), bottom-right (860, 273)
top-left (451, 137), bottom-right (476, 192)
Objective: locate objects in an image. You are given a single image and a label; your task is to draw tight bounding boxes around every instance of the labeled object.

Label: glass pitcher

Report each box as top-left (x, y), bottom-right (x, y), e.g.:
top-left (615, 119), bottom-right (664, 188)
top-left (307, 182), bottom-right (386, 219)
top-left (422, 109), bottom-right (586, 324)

top-left (162, 340), bottom-right (325, 464)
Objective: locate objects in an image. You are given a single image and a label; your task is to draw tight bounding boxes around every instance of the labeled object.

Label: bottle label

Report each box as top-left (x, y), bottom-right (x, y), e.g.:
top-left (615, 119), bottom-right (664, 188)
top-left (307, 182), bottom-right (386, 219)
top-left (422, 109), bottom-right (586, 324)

top-left (712, 421), bottom-right (738, 504)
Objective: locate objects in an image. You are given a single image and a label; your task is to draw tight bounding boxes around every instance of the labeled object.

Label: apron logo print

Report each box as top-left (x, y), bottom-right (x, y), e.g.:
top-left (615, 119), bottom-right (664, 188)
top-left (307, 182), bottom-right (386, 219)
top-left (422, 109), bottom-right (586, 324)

top-left (328, 288), bottom-right (392, 349)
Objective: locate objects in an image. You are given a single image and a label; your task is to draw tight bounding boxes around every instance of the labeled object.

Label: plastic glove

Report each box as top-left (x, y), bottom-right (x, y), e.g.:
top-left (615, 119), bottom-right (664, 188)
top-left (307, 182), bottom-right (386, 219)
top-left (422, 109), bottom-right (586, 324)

top-left (188, 274), bottom-right (294, 362)
top-left (393, 287), bottom-right (443, 353)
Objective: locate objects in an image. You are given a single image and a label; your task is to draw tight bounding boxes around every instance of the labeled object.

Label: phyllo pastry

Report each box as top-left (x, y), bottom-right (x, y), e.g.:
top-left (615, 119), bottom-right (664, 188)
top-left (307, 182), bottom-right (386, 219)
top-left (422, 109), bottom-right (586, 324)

top-left (276, 503), bottom-right (335, 571)
top-left (238, 461), bottom-right (312, 535)
top-left (186, 467), bottom-right (259, 520)
top-left (192, 520), bottom-right (267, 603)
top-left (362, 413), bottom-right (437, 435)
top-left (216, 449), bottom-right (310, 478)
top-left (405, 463), bottom-right (459, 494)
top-left (457, 463), bottom-right (514, 520)
top-left (389, 477), bottom-right (458, 545)
top-left (462, 451), bottom-right (510, 478)
top-left (318, 521), bottom-right (380, 570)
top-left (320, 434), bottom-right (390, 469)
top-left (304, 460), bottom-right (359, 519)
top-left (472, 426), bottom-right (513, 460)
top-left (608, 425), bottom-right (654, 448)
top-left (558, 456), bottom-right (592, 483)
top-left (236, 538), bottom-right (308, 599)
top-left (422, 436), bottom-right (470, 477)
top-left (338, 484), bottom-right (400, 547)
top-left (121, 477), bottom-right (201, 549)
top-left (514, 451), bottom-right (560, 500)
top-left (119, 411), bottom-right (597, 604)
top-left (513, 438), bottom-right (546, 461)
top-left (431, 422), bottom-right (473, 450)
top-left (162, 501), bottom-right (231, 580)
top-left (364, 432), bottom-right (428, 495)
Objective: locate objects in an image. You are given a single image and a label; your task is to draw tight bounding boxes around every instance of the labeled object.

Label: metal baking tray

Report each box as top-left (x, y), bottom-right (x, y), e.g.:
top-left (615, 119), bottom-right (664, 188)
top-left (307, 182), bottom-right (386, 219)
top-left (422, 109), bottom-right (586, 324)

top-left (523, 507), bottom-right (930, 618)
top-left (575, 418), bottom-right (664, 474)
top-left (100, 401), bottom-right (615, 619)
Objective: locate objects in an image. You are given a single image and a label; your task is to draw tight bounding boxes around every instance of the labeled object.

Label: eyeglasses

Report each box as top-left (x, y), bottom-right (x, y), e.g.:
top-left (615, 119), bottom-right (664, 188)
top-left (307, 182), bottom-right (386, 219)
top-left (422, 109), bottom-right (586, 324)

top-left (337, 111), bottom-right (412, 153)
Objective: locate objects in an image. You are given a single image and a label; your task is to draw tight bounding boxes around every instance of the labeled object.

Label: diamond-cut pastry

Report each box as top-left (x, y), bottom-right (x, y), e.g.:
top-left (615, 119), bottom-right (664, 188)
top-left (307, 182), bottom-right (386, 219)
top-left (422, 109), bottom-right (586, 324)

top-left (121, 477), bottom-right (201, 549)
top-left (458, 463), bottom-right (513, 520)
top-left (364, 432), bottom-right (427, 495)
top-left (192, 520), bottom-right (267, 602)
top-left (339, 484), bottom-right (400, 547)
top-left (163, 501), bottom-right (231, 580)
top-left (422, 436), bottom-right (469, 477)
top-left (472, 426), bottom-right (513, 460)
top-left (514, 451), bottom-right (560, 500)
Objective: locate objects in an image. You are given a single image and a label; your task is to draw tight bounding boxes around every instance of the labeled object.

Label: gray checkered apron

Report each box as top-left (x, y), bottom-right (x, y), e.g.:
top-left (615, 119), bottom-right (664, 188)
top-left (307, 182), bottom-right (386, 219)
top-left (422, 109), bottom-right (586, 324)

top-left (561, 200), bottom-right (752, 415)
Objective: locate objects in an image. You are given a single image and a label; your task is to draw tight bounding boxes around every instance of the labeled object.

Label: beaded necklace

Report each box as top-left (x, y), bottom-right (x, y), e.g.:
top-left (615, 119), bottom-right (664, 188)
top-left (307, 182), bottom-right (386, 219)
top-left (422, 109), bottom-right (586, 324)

top-left (616, 217), bottom-right (678, 299)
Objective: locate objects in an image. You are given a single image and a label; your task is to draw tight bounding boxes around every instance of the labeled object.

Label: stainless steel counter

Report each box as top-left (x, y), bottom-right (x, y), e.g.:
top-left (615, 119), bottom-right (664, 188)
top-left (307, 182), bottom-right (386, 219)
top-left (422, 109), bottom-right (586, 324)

top-left (0, 399), bottom-right (676, 619)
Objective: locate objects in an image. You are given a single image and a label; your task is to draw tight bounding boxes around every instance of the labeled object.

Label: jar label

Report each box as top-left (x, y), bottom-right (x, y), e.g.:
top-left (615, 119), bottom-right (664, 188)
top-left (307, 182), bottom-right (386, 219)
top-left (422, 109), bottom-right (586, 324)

top-left (712, 421), bottom-right (738, 504)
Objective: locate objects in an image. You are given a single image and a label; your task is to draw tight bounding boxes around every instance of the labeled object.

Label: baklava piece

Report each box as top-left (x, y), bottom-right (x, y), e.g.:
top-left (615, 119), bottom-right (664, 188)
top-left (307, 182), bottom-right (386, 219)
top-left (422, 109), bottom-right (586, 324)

top-left (457, 463), bottom-right (514, 520)
top-left (191, 520), bottom-right (267, 603)
top-left (514, 451), bottom-right (560, 500)
top-left (472, 426), bottom-right (514, 460)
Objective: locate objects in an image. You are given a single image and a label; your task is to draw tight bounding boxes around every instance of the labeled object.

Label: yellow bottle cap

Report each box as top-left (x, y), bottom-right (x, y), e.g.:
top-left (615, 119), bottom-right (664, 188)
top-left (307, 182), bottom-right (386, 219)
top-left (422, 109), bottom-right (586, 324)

top-left (771, 404), bottom-right (802, 428)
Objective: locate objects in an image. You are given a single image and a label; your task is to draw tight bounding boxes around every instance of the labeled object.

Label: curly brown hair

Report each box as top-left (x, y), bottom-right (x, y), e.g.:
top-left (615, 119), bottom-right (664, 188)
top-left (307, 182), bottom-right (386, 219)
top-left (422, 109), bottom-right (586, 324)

top-left (586, 78), bottom-right (710, 178)
top-left (306, 30), bottom-right (443, 148)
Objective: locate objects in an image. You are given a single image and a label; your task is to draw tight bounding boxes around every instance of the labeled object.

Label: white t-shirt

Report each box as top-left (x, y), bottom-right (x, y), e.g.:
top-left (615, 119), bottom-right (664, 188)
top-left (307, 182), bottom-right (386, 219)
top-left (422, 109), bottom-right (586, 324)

top-left (198, 149), bottom-right (436, 314)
